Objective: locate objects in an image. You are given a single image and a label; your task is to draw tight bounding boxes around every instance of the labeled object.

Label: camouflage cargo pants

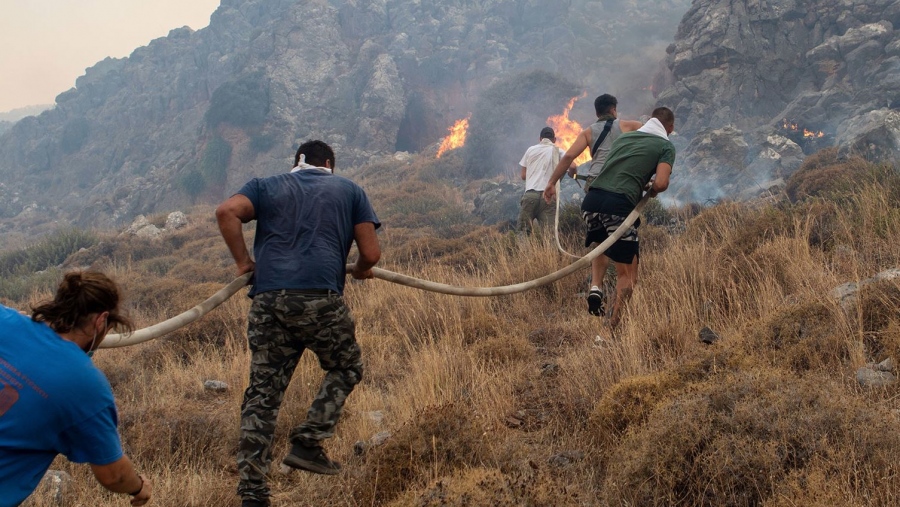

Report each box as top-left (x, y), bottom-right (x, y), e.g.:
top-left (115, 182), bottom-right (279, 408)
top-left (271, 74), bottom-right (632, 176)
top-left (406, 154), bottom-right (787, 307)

top-left (237, 289), bottom-right (363, 502)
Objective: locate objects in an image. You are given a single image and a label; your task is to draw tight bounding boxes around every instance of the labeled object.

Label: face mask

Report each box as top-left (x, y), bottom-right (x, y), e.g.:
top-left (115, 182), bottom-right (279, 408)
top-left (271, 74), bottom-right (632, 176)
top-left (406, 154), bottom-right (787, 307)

top-left (84, 317), bottom-right (107, 359)
top-left (84, 330), bottom-right (97, 358)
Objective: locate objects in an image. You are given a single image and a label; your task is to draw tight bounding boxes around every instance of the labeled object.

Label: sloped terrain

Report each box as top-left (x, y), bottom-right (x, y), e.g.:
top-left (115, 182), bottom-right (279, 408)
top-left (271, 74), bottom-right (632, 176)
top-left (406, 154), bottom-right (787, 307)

top-left (9, 149), bottom-right (900, 506)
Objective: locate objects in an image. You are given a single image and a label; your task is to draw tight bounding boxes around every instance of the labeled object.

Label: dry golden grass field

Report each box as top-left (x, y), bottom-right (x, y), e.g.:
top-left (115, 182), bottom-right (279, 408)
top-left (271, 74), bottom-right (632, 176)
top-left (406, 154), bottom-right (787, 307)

top-left (6, 148), bottom-right (900, 506)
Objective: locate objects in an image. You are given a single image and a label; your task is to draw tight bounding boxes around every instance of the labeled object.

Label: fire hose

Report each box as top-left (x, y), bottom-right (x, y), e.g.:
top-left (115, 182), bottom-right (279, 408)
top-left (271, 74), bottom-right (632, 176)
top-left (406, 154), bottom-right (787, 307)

top-left (100, 195), bottom-right (648, 348)
top-left (553, 179), bottom-right (584, 260)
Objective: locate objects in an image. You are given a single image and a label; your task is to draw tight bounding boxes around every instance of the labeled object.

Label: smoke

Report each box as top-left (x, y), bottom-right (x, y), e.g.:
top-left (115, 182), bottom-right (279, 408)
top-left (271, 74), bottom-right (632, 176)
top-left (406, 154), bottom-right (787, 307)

top-left (463, 70), bottom-right (581, 179)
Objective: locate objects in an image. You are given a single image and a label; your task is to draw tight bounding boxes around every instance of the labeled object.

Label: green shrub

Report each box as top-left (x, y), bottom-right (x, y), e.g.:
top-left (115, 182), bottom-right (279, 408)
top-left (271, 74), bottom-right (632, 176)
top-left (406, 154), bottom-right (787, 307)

top-left (249, 133), bottom-right (276, 154)
top-left (178, 169), bottom-right (206, 198)
top-left (205, 72), bottom-right (270, 128)
top-left (200, 136), bottom-right (232, 185)
top-left (0, 268), bottom-right (63, 302)
top-left (557, 200), bottom-right (584, 238)
top-left (642, 197), bottom-right (673, 226)
top-left (0, 228), bottom-right (96, 278)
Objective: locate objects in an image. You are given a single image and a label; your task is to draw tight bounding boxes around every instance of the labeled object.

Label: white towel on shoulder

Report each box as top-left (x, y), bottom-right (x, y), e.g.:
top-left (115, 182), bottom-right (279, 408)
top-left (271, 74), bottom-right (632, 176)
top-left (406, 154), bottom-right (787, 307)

top-left (637, 118), bottom-right (669, 140)
top-left (290, 154), bottom-right (332, 174)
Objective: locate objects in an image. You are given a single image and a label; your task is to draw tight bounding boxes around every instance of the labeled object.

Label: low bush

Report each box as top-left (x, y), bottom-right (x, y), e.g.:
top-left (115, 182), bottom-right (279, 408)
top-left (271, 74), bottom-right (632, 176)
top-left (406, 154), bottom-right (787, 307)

top-left (785, 148), bottom-right (877, 202)
top-left (177, 169), bottom-right (206, 198)
top-left (0, 228), bottom-right (96, 278)
top-left (205, 72), bottom-right (270, 129)
top-left (601, 369), bottom-right (900, 506)
top-left (199, 136), bottom-right (232, 186)
top-left (352, 403), bottom-right (490, 505)
top-left (746, 301), bottom-right (851, 373)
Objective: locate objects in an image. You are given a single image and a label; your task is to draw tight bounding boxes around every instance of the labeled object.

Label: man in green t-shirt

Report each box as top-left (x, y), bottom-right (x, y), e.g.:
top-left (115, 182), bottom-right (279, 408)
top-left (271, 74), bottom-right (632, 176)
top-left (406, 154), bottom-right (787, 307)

top-left (543, 94), bottom-right (643, 317)
top-left (544, 106), bottom-right (675, 331)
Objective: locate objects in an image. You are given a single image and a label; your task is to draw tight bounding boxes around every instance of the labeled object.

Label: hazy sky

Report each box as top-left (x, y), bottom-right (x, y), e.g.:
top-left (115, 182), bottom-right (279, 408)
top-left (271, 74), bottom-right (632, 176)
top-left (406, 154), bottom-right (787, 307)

top-left (0, 0), bottom-right (220, 112)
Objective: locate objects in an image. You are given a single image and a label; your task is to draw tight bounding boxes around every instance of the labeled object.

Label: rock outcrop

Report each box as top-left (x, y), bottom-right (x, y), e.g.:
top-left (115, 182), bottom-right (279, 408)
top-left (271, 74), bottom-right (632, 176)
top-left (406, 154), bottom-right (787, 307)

top-left (0, 0), bottom-right (690, 231)
top-left (5, 0), bottom-right (900, 230)
top-left (655, 0), bottom-right (900, 203)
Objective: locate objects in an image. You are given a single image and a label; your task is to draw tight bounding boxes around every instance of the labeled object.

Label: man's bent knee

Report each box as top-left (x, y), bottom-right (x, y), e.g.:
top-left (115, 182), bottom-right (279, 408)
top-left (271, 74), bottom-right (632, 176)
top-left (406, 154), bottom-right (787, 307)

top-left (345, 363), bottom-right (363, 387)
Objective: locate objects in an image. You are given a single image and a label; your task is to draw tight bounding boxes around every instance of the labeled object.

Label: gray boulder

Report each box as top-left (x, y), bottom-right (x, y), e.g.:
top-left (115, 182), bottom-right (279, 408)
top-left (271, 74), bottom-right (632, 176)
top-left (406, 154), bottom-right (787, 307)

top-left (836, 108), bottom-right (900, 160)
top-left (22, 470), bottom-right (74, 506)
top-left (164, 211), bottom-right (188, 231)
top-left (123, 215), bottom-right (162, 239)
top-left (473, 181), bottom-right (521, 226)
top-left (833, 268), bottom-right (900, 312)
top-left (856, 367), bottom-right (897, 388)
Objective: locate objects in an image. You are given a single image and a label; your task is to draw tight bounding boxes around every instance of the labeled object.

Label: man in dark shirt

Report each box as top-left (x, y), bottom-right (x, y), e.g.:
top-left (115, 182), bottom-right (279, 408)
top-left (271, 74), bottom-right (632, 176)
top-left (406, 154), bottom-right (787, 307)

top-left (216, 140), bottom-right (381, 507)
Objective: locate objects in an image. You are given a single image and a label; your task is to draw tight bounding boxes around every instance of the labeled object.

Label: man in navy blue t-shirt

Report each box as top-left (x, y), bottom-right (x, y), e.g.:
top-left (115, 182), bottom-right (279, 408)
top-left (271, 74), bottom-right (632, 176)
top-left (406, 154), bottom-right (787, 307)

top-left (216, 140), bottom-right (381, 507)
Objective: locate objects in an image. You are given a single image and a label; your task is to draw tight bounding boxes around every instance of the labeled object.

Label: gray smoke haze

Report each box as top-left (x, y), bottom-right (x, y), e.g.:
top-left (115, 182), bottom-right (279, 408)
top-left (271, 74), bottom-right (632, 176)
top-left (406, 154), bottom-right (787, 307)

top-left (460, 41), bottom-right (681, 181)
top-left (0, 0), bottom-right (698, 231)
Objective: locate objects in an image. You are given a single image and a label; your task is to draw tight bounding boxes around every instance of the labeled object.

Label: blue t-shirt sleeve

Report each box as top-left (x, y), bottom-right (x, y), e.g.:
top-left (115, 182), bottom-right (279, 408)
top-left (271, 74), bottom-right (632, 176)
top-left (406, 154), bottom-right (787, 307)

top-left (58, 403), bottom-right (123, 465)
top-left (237, 178), bottom-right (262, 212)
top-left (353, 187), bottom-right (381, 230)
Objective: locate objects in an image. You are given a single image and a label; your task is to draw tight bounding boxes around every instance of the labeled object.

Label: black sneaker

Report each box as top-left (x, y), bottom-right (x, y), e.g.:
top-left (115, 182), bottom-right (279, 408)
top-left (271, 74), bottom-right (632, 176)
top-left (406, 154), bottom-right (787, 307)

top-left (282, 443), bottom-right (342, 475)
top-left (587, 289), bottom-right (604, 316)
top-left (242, 500), bottom-right (270, 507)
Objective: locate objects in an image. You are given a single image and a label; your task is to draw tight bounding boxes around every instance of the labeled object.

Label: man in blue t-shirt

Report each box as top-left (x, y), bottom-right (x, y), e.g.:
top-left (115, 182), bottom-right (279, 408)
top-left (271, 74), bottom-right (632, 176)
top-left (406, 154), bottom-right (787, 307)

top-left (0, 275), bottom-right (151, 506)
top-left (216, 140), bottom-right (381, 507)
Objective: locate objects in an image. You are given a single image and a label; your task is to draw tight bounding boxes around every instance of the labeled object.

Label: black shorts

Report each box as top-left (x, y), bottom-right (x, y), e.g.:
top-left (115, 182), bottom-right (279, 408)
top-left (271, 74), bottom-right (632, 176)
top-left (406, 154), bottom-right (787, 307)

top-left (582, 212), bottom-right (639, 264)
top-left (581, 189), bottom-right (639, 264)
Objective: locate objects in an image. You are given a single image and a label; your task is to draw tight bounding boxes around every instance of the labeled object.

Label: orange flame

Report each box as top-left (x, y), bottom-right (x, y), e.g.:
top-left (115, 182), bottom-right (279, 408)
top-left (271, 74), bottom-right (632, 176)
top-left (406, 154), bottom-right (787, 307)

top-left (547, 96), bottom-right (590, 166)
top-left (436, 115), bottom-right (470, 158)
top-left (803, 129), bottom-right (825, 139)
top-left (782, 118), bottom-right (824, 138)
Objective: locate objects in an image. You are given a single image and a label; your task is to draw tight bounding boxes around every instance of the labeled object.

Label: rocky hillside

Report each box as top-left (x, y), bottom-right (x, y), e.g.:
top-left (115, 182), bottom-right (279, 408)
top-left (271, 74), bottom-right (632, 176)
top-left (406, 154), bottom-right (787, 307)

top-left (656, 0), bottom-right (900, 202)
top-left (0, 0), bottom-right (689, 232)
top-left (4, 0), bottom-right (900, 233)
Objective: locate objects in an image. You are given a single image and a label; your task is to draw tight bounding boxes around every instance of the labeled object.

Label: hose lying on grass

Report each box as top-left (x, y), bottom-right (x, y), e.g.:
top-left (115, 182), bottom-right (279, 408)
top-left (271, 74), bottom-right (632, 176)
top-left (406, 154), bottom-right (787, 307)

top-left (100, 195), bottom-right (649, 348)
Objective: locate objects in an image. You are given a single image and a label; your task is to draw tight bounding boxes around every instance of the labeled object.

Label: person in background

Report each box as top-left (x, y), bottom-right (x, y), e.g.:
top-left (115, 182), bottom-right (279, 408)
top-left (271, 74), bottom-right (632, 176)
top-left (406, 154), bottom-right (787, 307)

top-left (545, 107), bottom-right (676, 332)
top-left (544, 94), bottom-right (643, 316)
top-left (517, 126), bottom-right (574, 234)
top-left (216, 140), bottom-right (381, 507)
top-left (0, 271), bottom-right (152, 507)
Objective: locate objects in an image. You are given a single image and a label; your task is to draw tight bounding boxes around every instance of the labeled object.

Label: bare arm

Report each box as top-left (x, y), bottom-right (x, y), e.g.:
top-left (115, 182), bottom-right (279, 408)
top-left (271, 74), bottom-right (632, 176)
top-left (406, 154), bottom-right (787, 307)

top-left (520, 165), bottom-right (527, 181)
top-left (543, 128), bottom-right (591, 203)
top-left (620, 120), bottom-right (643, 132)
top-left (215, 194), bottom-right (256, 276)
top-left (647, 163), bottom-right (672, 197)
top-left (349, 222), bottom-right (381, 279)
top-left (90, 456), bottom-right (152, 506)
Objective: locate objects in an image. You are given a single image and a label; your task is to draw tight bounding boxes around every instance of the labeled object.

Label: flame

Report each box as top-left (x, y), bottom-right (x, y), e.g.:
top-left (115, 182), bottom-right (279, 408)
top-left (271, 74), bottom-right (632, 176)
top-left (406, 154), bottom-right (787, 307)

top-left (436, 115), bottom-right (470, 158)
top-left (547, 95), bottom-right (590, 166)
top-left (782, 118), bottom-right (824, 138)
top-left (803, 129), bottom-right (825, 139)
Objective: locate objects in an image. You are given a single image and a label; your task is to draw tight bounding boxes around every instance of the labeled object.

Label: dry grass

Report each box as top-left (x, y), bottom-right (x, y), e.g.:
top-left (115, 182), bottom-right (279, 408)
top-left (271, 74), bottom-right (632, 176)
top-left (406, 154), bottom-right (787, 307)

top-left (15, 158), bottom-right (900, 506)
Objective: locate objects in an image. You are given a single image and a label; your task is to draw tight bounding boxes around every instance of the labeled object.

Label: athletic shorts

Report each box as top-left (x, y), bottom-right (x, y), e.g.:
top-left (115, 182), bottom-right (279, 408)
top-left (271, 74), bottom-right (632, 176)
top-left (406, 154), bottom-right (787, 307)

top-left (582, 211), bottom-right (639, 264)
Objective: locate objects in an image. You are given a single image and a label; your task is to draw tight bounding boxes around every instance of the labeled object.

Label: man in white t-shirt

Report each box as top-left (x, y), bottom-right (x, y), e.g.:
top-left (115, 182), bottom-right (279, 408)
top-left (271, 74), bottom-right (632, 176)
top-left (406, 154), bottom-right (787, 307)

top-left (517, 127), bottom-right (572, 234)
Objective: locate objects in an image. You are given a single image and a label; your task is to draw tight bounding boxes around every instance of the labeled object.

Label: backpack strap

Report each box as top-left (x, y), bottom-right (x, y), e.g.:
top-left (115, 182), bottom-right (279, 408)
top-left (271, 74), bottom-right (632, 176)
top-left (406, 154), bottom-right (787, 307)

top-left (590, 119), bottom-right (615, 158)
